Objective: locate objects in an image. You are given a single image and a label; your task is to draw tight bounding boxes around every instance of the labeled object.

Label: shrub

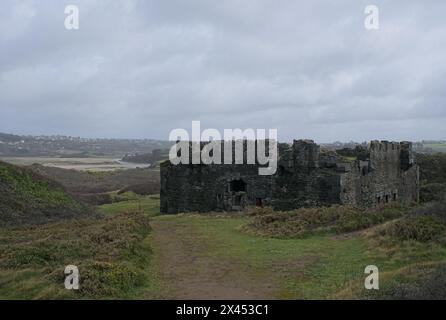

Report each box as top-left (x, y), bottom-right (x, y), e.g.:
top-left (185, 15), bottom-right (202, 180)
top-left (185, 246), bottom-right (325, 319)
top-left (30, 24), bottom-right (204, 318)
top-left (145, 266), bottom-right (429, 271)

top-left (420, 183), bottom-right (446, 203)
top-left (364, 264), bottom-right (446, 300)
top-left (381, 199), bottom-right (446, 243)
top-left (79, 261), bottom-right (145, 297)
top-left (385, 216), bottom-right (445, 242)
top-left (243, 203), bottom-right (406, 238)
top-left (0, 212), bottom-right (152, 299)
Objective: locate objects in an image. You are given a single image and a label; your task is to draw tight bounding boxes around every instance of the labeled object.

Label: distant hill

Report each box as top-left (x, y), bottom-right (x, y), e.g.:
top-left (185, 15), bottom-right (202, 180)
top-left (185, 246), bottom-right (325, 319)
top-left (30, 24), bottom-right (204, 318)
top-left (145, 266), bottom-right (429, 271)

top-left (121, 149), bottom-right (169, 164)
top-left (0, 161), bottom-right (90, 227)
top-left (0, 133), bottom-right (22, 143)
top-left (0, 132), bottom-right (173, 157)
top-left (28, 164), bottom-right (160, 195)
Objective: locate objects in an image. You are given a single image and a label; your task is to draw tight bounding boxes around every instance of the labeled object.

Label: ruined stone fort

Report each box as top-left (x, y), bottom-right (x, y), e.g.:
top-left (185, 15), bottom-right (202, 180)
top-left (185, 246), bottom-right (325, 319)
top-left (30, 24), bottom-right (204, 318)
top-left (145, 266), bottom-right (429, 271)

top-left (160, 140), bottom-right (419, 213)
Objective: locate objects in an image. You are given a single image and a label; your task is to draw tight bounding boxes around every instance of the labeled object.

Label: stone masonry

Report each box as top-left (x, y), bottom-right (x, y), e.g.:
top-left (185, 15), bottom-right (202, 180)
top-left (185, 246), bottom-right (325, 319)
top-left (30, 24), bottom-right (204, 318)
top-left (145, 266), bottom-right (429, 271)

top-left (160, 140), bottom-right (419, 213)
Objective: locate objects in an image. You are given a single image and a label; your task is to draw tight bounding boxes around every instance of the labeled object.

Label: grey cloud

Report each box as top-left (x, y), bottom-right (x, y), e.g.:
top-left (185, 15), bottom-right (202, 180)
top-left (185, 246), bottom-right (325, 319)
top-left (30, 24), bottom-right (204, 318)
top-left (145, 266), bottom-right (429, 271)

top-left (0, 0), bottom-right (445, 141)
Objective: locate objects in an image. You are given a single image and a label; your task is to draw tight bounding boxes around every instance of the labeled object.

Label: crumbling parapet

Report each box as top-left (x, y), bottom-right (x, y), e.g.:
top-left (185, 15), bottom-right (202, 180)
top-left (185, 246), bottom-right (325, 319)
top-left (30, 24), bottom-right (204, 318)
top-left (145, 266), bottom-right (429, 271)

top-left (160, 139), bottom-right (420, 213)
top-left (292, 139), bottom-right (320, 170)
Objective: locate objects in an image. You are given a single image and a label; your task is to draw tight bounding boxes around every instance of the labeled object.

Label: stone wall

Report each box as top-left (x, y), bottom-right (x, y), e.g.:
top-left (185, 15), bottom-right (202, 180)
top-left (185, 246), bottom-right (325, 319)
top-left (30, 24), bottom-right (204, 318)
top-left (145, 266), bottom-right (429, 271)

top-left (160, 139), bottom-right (419, 213)
top-left (160, 141), bottom-right (274, 213)
top-left (271, 140), bottom-right (342, 210)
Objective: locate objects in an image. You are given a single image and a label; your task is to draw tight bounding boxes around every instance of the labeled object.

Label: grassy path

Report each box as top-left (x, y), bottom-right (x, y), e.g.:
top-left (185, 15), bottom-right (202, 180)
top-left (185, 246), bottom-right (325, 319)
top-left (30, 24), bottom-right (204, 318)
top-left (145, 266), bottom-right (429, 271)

top-left (99, 196), bottom-right (446, 299)
top-left (2, 193), bottom-right (446, 299)
top-left (148, 215), bottom-right (278, 299)
top-left (146, 214), bottom-right (375, 299)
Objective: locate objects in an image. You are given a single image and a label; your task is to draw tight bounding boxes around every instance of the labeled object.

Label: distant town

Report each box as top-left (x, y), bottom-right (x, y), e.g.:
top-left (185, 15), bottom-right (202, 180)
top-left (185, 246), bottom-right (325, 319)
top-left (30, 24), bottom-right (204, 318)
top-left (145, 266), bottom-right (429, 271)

top-left (0, 132), bottom-right (172, 158)
top-left (1, 132), bottom-right (445, 159)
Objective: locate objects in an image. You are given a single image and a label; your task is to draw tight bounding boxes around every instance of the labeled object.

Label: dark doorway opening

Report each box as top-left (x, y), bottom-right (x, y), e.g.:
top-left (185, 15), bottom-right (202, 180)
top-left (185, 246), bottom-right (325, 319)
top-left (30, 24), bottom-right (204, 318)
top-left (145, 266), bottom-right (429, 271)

top-left (234, 195), bottom-right (242, 206)
top-left (278, 165), bottom-right (285, 176)
top-left (362, 166), bottom-right (368, 176)
top-left (256, 198), bottom-right (263, 207)
top-left (230, 179), bottom-right (247, 192)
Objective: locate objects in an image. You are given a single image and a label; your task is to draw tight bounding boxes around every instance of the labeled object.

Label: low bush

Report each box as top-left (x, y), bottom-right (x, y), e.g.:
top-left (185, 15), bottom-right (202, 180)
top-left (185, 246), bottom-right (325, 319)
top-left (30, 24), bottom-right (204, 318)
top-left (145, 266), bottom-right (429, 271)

top-left (363, 263), bottom-right (446, 300)
top-left (385, 216), bottom-right (445, 242)
top-left (420, 182), bottom-right (446, 203)
top-left (381, 199), bottom-right (446, 243)
top-left (0, 212), bottom-right (152, 299)
top-left (78, 261), bottom-right (145, 297)
top-left (243, 203), bottom-right (406, 238)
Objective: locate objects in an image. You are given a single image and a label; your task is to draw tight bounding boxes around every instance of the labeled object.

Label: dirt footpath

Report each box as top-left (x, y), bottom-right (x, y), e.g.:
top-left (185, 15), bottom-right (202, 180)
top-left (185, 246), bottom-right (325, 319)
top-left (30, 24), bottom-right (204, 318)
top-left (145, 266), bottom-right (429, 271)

top-left (149, 217), bottom-right (277, 299)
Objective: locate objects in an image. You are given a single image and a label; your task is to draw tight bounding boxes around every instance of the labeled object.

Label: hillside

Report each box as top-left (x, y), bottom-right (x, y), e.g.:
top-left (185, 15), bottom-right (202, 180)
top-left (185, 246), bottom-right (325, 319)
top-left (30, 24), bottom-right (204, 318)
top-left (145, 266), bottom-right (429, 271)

top-left (0, 161), bottom-right (89, 227)
top-left (0, 132), bottom-right (172, 157)
top-left (26, 165), bottom-right (160, 206)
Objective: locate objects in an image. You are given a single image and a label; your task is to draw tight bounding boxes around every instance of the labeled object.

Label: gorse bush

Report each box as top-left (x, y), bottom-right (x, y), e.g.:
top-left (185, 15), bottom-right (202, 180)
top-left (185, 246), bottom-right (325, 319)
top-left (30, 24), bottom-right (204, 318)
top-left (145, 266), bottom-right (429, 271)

top-left (363, 263), bottom-right (446, 300)
top-left (79, 261), bottom-right (145, 297)
top-left (0, 212), bottom-right (152, 299)
top-left (381, 198), bottom-right (446, 243)
top-left (243, 203), bottom-right (407, 238)
top-left (385, 216), bottom-right (445, 242)
top-left (420, 183), bottom-right (446, 203)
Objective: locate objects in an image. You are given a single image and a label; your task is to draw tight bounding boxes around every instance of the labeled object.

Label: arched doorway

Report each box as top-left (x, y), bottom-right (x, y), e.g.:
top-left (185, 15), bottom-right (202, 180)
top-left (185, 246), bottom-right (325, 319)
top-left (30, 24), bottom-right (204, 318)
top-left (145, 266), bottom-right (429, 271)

top-left (230, 179), bottom-right (246, 192)
top-left (229, 179), bottom-right (247, 209)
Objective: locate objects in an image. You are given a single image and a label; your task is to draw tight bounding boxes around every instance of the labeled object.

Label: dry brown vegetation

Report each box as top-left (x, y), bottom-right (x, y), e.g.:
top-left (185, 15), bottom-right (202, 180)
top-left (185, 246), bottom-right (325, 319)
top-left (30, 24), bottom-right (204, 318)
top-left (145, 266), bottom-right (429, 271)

top-left (28, 164), bottom-right (160, 194)
top-left (0, 212), bottom-right (155, 299)
top-left (26, 164), bottom-right (160, 206)
top-left (242, 203), bottom-right (408, 238)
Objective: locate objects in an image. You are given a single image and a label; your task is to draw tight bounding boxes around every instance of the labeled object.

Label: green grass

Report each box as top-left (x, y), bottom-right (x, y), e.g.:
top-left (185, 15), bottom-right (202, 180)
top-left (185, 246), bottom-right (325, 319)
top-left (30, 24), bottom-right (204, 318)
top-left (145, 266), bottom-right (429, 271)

top-left (0, 212), bottom-right (159, 299)
top-left (0, 161), bottom-right (87, 227)
top-left (151, 213), bottom-right (446, 299)
top-left (98, 193), bottom-right (160, 216)
top-left (154, 215), bottom-right (368, 299)
top-left (0, 163), bottom-right (78, 207)
top-left (3, 187), bottom-right (446, 299)
top-left (424, 143), bottom-right (446, 152)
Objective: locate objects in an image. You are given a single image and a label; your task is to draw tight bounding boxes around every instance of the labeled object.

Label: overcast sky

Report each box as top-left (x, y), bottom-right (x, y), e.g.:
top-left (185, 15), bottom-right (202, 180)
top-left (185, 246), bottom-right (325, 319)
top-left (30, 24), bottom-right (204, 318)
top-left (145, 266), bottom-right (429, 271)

top-left (0, 0), bottom-right (445, 142)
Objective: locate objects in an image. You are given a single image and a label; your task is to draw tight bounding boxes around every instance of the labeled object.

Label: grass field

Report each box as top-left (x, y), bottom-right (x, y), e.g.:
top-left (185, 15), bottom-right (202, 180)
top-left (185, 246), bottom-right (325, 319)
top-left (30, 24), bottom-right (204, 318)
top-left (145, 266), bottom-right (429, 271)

top-left (98, 193), bottom-right (160, 216)
top-left (2, 193), bottom-right (446, 299)
top-left (147, 213), bottom-right (446, 299)
top-left (0, 212), bottom-right (159, 299)
top-left (424, 143), bottom-right (446, 153)
top-left (98, 197), bottom-right (446, 299)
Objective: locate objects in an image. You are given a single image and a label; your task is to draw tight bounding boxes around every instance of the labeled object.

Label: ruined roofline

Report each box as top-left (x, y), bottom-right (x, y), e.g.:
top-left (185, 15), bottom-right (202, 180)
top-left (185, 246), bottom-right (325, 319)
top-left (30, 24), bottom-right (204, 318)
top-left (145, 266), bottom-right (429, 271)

top-left (170, 139), bottom-right (412, 147)
top-left (369, 140), bottom-right (413, 152)
top-left (162, 139), bottom-right (415, 164)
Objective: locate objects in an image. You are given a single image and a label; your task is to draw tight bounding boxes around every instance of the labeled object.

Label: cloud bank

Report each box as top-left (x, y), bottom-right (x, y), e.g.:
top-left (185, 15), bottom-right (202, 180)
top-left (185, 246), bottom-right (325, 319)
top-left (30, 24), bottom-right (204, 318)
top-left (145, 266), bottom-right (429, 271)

top-left (1, 0), bottom-right (445, 142)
